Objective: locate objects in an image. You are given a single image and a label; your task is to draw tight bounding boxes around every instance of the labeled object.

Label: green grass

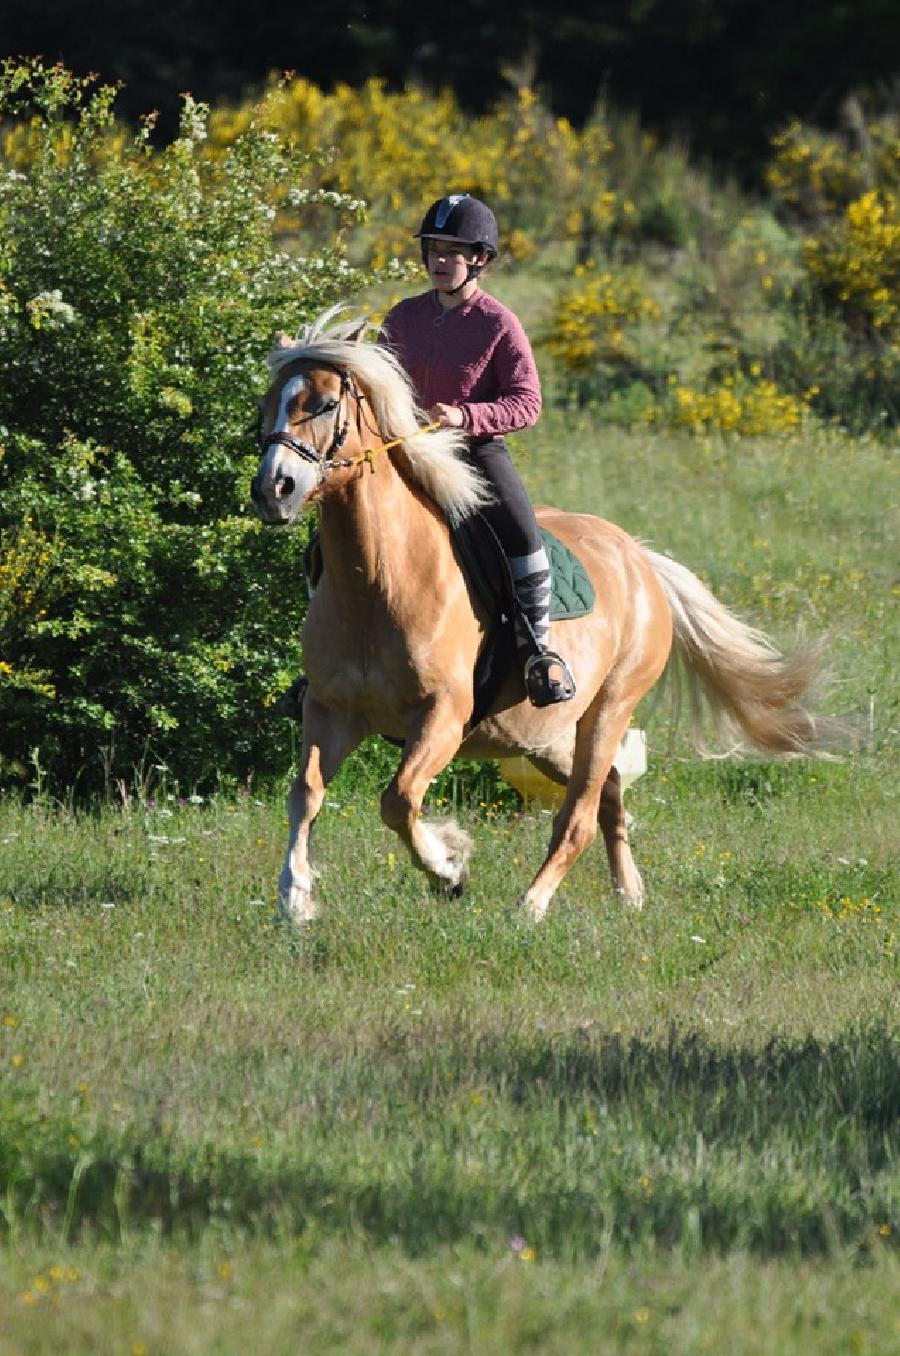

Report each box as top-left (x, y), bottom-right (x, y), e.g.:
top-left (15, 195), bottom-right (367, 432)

top-left (1, 421), bottom-right (897, 1352)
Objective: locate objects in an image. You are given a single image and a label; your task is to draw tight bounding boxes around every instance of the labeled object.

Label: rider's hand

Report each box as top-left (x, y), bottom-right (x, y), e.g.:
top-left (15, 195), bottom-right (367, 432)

top-left (427, 403), bottom-right (466, 429)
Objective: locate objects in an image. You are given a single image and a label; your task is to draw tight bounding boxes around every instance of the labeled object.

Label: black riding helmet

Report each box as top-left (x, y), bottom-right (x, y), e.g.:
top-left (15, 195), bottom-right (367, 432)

top-left (415, 194), bottom-right (499, 292)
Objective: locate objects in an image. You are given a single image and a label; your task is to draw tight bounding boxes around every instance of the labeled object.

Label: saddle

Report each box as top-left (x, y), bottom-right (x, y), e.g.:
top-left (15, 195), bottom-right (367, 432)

top-left (451, 514), bottom-right (593, 729)
top-left (302, 514), bottom-right (594, 732)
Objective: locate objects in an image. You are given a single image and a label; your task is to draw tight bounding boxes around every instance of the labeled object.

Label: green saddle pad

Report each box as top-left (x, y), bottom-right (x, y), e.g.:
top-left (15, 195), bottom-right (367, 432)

top-left (542, 528), bottom-right (595, 620)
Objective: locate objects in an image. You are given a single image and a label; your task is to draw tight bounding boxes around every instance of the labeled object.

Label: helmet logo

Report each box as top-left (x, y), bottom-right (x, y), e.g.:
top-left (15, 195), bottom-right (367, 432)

top-left (434, 193), bottom-right (471, 230)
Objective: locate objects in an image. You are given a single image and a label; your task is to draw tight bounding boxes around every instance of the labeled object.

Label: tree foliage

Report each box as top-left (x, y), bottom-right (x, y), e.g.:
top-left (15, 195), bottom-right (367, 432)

top-left (0, 60), bottom-right (376, 793)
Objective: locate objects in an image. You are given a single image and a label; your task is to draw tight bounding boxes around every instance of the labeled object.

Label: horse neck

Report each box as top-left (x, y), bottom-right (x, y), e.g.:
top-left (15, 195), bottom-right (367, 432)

top-left (318, 451), bottom-right (451, 604)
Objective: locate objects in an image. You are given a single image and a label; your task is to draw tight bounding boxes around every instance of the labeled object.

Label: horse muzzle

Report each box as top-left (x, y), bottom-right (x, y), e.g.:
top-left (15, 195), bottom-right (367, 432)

top-left (250, 473), bottom-right (305, 524)
top-left (251, 444), bottom-right (318, 524)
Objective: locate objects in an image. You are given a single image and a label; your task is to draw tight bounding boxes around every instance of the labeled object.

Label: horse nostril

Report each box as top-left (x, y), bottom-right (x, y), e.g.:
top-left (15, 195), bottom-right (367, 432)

top-left (280, 476), bottom-right (295, 498)
top-left (250, 477), bottom-right (261, 503)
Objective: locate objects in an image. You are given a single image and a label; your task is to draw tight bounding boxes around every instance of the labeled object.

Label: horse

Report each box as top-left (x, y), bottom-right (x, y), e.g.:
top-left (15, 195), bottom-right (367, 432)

top-left (250, 311), bottom-right (827, 926)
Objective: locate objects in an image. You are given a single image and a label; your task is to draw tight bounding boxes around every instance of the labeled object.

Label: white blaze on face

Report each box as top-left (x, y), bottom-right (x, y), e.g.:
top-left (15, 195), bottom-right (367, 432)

top-left (274, 372), bottom-right (307, 437)
top-left (256, 371), bottom-right (320, 519)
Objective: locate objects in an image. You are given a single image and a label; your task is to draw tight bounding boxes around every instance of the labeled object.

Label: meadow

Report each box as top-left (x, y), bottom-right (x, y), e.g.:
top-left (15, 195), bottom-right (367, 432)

top-left (1, 406), bottom-right (897, 1353)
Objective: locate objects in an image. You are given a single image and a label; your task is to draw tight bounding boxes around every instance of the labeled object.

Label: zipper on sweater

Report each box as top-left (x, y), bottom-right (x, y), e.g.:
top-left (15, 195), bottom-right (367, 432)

top-left (422, 305), bottom-right (451, 396)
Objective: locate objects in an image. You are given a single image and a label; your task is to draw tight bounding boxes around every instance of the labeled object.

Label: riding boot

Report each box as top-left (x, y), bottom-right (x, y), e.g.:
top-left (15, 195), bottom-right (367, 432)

top-left (275, 674), bottom-right (308, 721)
top-left (510, 548), bottom-right (577, 707)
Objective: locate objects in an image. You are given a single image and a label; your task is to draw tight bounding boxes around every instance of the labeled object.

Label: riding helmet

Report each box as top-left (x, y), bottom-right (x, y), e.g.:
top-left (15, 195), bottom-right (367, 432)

top-left (415, 194), bottom-right (499, 262)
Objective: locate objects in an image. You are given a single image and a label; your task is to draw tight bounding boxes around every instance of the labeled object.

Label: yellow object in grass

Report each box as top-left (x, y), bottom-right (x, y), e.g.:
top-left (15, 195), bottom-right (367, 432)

top-left (499, 729), bottom-right (647, 807)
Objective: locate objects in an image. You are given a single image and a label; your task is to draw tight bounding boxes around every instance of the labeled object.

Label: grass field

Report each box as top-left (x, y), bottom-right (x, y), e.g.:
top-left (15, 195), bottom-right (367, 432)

top-left (1, 417), bottom-right (897, 1353)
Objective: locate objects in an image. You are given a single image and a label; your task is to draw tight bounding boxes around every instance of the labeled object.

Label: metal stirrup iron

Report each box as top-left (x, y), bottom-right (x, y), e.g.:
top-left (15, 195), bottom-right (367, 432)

top-left (523, 650), bottom-right (577, 708)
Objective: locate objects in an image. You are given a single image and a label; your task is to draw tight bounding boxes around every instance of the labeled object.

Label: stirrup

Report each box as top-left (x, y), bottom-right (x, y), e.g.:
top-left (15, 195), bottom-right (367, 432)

top-left (275, 674), bottom-right (308, 722)
top-left (523, 650), bottom-right (577, 708)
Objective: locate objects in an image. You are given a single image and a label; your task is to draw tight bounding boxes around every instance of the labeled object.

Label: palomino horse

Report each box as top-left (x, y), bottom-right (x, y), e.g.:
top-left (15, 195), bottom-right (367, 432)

top-left (251, 312), bottom-right (824, 925)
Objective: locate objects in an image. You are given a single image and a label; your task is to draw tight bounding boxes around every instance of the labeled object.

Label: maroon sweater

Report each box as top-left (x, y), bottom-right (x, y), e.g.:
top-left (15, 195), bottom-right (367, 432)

top-left (379, 288), bottom-right (542, 440)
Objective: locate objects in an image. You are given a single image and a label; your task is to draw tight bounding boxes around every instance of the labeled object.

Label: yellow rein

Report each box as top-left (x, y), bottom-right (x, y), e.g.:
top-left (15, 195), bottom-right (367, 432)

top-left (344, 420), bottom-right (443, 470)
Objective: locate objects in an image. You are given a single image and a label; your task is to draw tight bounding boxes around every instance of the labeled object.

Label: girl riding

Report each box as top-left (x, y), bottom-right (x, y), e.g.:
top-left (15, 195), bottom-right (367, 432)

top-left (379, 193), bottom-right (575, 707)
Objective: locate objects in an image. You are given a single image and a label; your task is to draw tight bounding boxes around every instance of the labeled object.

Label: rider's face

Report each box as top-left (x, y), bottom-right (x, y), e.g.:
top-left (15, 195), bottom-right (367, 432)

top-left (425, 237), bottom-right (484, 292)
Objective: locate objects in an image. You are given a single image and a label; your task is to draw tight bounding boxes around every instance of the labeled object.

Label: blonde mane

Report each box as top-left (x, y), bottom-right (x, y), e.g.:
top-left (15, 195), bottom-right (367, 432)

top-left (265, 308), bottom-right (492, 523)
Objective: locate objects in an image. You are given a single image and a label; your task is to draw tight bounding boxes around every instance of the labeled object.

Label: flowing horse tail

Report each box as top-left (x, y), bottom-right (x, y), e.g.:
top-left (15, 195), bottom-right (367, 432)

top-left (643, 547), bottom-right (831, 757)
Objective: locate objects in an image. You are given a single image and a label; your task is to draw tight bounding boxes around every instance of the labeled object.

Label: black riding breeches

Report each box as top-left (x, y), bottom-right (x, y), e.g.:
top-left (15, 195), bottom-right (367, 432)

top-left (465, 438), bottom-right (542, 558)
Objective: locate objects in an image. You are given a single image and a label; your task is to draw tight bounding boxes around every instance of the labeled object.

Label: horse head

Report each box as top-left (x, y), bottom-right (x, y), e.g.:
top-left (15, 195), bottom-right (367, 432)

top-left (251, 320), bottom-right (371, 526)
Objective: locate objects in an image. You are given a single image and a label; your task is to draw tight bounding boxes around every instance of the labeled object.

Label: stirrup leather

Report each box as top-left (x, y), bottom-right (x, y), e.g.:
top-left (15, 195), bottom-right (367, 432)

top-left (523, 650), bottom-right (577, 707)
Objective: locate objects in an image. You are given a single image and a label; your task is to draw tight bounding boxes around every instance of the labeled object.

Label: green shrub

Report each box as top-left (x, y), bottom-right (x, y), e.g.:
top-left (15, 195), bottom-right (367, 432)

top-left (762, 101), bottom-right (900, 428)
top-left (0, 61), bottom-right (379, 794)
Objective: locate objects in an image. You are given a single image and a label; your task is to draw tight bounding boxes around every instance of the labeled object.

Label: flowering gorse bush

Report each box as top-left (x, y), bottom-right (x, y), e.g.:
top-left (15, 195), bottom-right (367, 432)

top-left (544, 98), bottom-right (900, 428)
top-left (0, 60), bottom-right (379, 792)
top-left (760, 101), bottom-right (900, 423)
top-left (203, 78), bottom-right (701, 266)
top-left (655, 376), bottom-right (815, 437)
top-left (545, 267), bottom-right (661, 377)
top-left (804, 189), bottom-right (900, 337)
top-left (766, 112), bottom-right (900, 223)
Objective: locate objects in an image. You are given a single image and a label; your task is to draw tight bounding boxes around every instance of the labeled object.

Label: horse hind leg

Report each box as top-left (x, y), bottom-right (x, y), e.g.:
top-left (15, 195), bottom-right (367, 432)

top-left (598, 766), bottom-right (644, 908)
top-left (521, 698), bottom-right (637, 922)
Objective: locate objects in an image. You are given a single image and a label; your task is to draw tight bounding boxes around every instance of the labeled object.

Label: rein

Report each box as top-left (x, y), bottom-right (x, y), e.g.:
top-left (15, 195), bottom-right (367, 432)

top-left (332, 420), bottom-right (442, 471)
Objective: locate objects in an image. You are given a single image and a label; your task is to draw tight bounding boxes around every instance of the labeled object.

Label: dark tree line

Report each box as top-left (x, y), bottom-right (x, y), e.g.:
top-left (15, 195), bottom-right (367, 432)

top-left (3, 0), bottom-right (899, 178)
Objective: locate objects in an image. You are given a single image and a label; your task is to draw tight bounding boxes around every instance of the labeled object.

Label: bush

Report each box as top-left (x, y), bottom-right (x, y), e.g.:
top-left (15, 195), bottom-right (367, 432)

top-left (761, 100), bottom-right (900, 427)
top-left (804, 189), bottom-right (900, 339)
top-left (0, 60), bottom-right (380, 794)
top-left (203, 79), bottom-right (721, 266)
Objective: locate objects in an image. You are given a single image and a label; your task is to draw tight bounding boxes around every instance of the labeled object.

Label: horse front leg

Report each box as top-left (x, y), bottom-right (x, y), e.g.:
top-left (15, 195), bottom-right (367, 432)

top-left (380, 697), bottom-right (471, 894)
top-left (279, 697), bottom-right (361, 927)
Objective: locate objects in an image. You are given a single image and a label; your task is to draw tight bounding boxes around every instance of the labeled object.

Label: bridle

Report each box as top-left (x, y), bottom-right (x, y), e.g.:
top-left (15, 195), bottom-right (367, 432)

top-left (260, 364), bottom-right (360, 480)
top-left (259, 361), bottom-right (441, 481)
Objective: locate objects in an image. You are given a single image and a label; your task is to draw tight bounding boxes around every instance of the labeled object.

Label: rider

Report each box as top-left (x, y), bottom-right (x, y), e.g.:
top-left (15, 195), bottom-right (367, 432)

top-left (379, 193), bottom-right (576, 708)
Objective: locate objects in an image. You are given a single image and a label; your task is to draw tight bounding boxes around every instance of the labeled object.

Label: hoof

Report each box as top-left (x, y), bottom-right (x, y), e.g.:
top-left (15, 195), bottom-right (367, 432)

top-left (518, 891), bottom-right (549, 923)
top-left (615, 871), bottom-right (645, 911)
top-left (277, 868), bottom-right (318, 928)
top-left (448, 860), bottom-right (470, 899)
top-left (276, 895), bottom-right (317, 929)
top-left (422, 818), bottom-right (473, 897)
top-left (618, 891), bottom-right (644, 912)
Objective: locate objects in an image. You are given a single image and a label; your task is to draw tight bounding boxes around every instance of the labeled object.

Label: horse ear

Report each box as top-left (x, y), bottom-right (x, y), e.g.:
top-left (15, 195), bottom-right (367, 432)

top-left (275, 331), bottom-right (294, 349)
top-left (342, 317), bottom-right (369, 343)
